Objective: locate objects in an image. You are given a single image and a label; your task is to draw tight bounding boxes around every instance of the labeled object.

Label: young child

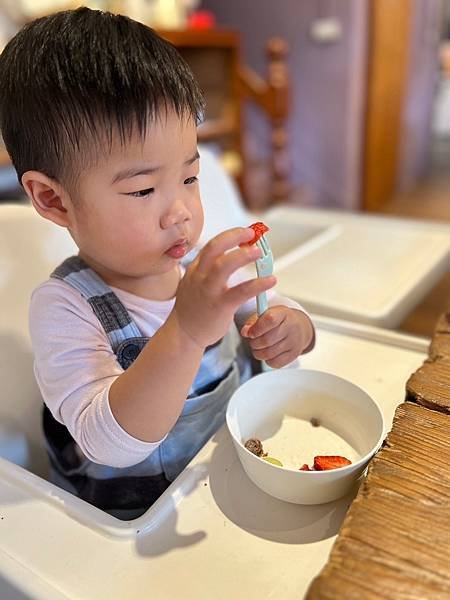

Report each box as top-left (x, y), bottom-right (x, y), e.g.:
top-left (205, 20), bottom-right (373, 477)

top-left (0, 8), bottom-right (314, 518)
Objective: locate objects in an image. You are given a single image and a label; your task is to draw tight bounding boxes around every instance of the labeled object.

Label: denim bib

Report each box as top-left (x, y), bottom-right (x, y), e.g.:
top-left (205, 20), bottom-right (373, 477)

top-left (44, 256), bottom-right (248, 518)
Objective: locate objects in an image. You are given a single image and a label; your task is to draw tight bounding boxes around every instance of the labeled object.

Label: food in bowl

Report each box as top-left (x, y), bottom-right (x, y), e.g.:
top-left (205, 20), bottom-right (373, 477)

top-left (244, 438), bottom-right (266, 457)
top-left (299, 456), bottom-right (352, 471)
top-left (244, 437), bottom-right (352, 471)
top-left (313, 455), bottom-right (352, 470)
top-left (244, 438), bottom-right (284, 466)
top-left (263, 457), bottom-right (283, 467)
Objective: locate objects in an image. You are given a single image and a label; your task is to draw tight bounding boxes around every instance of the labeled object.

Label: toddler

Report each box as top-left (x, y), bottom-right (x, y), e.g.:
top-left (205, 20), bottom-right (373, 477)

top-left (0, 8), bottom-right (314, 519)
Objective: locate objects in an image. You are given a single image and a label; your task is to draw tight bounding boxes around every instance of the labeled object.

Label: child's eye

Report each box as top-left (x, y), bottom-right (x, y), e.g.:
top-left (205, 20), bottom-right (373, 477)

top-left (184, 176), bottom-right (198, 185)
top-left (128, 188), bottom-right (154, 198)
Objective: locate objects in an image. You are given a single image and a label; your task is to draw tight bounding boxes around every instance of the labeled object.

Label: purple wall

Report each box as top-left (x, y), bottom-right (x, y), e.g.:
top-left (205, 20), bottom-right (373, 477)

top-left (203, 0), bottom-right (369, 209)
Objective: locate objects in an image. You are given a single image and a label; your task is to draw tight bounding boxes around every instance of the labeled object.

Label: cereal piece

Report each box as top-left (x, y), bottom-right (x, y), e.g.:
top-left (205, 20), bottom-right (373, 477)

top-left (244, 438), bottom-right (265, 457)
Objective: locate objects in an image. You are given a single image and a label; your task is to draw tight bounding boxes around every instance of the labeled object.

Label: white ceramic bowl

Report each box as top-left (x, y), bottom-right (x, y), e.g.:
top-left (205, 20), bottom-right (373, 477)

top-left (226, 369), bottom-right (384, 505)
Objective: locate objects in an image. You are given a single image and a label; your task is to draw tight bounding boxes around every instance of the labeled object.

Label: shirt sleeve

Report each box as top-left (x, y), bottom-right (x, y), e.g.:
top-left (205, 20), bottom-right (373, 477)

top-left (29, 280), bottom-right (164, 468)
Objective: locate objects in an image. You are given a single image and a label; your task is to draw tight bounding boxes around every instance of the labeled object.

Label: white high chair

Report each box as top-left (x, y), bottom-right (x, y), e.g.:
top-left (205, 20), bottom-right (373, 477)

top-left (0, 202), bottom-right (77, 476)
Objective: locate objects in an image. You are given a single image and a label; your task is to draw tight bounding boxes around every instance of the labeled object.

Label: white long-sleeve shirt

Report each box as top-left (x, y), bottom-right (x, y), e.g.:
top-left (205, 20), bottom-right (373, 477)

top-left (29, 270), bottom-right (312, 468)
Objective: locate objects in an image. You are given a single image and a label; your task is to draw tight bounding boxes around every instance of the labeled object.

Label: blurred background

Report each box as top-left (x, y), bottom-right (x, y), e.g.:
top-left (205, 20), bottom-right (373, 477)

top-left (0, 0), bottom-right (449, 219)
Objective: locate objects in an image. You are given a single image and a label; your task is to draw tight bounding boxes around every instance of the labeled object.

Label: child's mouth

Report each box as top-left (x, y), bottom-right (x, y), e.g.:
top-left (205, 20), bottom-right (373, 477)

top-left (165, 240), bottom-right (188, 259)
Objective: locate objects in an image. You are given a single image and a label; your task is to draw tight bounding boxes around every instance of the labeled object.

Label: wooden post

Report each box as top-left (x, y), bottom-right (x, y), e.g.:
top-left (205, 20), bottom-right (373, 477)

top-left (266, 37), bottom-right (291, 204)
top-left (238, 36), bottom-right (291, 206)
top-left (362, 0), bottom-right (412, 211)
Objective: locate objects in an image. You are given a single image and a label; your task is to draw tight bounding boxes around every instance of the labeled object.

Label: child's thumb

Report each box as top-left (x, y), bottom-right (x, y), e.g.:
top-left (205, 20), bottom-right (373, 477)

top-left (240, 313), bottom-right (258, 338)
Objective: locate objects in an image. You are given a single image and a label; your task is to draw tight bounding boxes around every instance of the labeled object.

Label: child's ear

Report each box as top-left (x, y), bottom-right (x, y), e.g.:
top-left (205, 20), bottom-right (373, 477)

top-left (21, 170), bottom-right (72, 228)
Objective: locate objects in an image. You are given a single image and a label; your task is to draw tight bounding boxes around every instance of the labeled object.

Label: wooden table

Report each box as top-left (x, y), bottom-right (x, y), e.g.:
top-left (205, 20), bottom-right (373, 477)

top-left (307, 310), bottom-right (450, 598)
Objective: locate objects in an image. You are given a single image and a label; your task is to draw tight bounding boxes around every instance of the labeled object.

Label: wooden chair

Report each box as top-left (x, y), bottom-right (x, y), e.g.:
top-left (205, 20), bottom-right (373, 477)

top-left (159, 29), bottom-right (291, 209)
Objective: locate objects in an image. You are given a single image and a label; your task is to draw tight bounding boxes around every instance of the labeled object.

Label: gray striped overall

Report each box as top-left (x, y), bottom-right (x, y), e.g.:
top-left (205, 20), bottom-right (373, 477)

top-left (44, 256), bottom-right (250, 519)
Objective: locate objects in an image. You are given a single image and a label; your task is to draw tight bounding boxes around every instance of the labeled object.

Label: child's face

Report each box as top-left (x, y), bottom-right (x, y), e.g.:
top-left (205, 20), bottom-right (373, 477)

top-left (67, 108), bottom-right (203, 291)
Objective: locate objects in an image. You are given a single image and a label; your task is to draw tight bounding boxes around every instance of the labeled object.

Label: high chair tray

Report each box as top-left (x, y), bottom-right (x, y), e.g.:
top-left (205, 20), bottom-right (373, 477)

top-left (0, 318), bottom-right (428, 599)
top-left (263, 206), bottom-right (450, 328)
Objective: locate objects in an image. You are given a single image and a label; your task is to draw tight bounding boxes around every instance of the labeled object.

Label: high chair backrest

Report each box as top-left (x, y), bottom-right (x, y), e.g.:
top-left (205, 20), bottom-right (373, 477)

top-left (198, 145), bottom-right (251, 241)
top-left (0, 202), bottom-right (77, 476)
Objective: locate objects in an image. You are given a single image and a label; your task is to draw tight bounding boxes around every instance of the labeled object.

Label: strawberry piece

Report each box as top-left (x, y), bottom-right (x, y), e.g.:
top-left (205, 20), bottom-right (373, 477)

top-left (240, 222), bottom-right (269, 246)
top-left (313, 456), bottom-right (352, 471)
top-left (299, 464), bottom-right (311, 471)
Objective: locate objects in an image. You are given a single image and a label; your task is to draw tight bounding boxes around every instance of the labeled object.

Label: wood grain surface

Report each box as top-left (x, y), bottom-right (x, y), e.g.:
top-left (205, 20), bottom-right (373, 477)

top-left (306, 310), bottom-right (450, 599)
top-left (407, 311), bottom-right (450, 412)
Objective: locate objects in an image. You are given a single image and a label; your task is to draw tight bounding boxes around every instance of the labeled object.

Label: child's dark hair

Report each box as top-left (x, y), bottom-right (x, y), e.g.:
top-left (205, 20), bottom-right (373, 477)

top-left (0, 7), bottom-right (204, 186)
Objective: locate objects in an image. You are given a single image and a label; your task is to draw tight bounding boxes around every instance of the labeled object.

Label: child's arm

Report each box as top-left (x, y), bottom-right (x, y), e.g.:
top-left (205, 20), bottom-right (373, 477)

top-left (108, 227), bottom-right (276, 442)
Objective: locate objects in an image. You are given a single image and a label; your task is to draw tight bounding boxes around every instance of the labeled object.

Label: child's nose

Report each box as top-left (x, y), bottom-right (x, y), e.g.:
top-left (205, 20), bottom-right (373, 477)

top-left (160, 197), bottom-right (192, 229)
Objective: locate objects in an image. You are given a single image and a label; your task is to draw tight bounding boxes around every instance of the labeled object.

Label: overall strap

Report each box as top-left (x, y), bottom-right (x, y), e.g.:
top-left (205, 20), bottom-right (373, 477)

top-left (51, 256), bottom-right (142, 354)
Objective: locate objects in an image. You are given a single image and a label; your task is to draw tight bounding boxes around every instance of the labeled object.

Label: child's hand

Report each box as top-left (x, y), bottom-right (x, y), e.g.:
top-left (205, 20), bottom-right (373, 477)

top-left (240, 306), bottom-right (314, 368)
top-left (173, 227), bottom-right (277, 349)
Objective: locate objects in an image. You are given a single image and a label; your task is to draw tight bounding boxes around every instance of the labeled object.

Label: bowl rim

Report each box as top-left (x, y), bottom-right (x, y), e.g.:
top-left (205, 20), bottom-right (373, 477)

top-left (226, 368), bottom-right (385, 475)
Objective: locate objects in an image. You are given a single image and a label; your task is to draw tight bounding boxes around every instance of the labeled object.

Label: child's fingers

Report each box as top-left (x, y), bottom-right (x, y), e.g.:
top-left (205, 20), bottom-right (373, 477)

top-left (197, 227), bottom-right (254, 273)
top-left (248, 323), bottom-right (286, 350)
top-left (205, 245), bottom-right (261, 289)
top-left (226, 275), bottom-right (277, 306)
top-left (266, 350), bottom-right (296, 369)
top-left (251, 337), bottom-right (290, 362)
top-left (247, 307), bottom-right (285, 339)
top-left (240, 314), bottom-right (258, 338)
